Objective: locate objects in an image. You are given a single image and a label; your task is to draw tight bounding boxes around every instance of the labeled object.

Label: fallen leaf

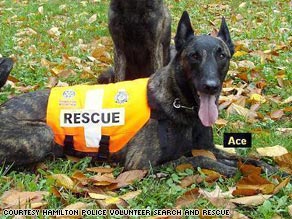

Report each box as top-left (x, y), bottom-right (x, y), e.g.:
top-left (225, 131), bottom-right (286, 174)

top-left (288, 204), bottom-right (292, 216)
top-left (88, 14), bottom-right (97, 24)
top-left (176, 188), bottom-right (200, 208)
top-left (273, 177), bottom-right (290, 194)
top-left (256, 145), bottom-right (288, 157)
top-left (108, 170), bottom-right (147, 190)
top-left (275, 128), bottom-right (292, 136)
top-left (234, 173), bottom-right (275, 195)
top-left (230, 194), bottom-right (272, 206)
top-left (120, 190), bottom-right (142, 201)
top-left (200, 169), bottom-right (222, 182)
top-left (270, 109), bottom-right (284, 120)
top-left (238, 161), bottom-right (262, 176)
top-left (86, 166), bottom-right (114, 174)
top-left (47, 26), bottom-right (61, 37)
top-left (199, 185), bottom-right (235, 199)
top-left (88, 193), bottom-right (111, 200)
top-left (274, 153), bottom-right (292, 174)
top-left (56, 202), bottom-right (89, 219)
top-left (49, 174), bottom-right (79, 192)
top-left (180, 174), bottom-right (203, 188)
top-left (282, 96), bottom-right (292, 104)
top-left (191, 149), bottom-right (216, 160)
top-left (249, 93), bottom-right (266, 103)
top-left (175, 163), bottom-right (194, 172)
top-left (96, 196), bottom-right (128, 209)
top-left (215, 118), bottom-right (228, 127)
top-left (227, 103), bottom-right (257, 119)
top-left (0, 190), bottom-right (48, 209)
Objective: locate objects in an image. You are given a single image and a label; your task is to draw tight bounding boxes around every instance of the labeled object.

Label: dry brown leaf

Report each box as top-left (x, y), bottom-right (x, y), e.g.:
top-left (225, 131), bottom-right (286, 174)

top-left (120, 190), bottom-right (142, 201)
top-left (232, 189), bottom-right (260, 196)
top-left (88, 193), bottom-right (111, 200)
top-left (49, 174), bottom-right (80, 192)
top-left (56, 202), bottom-right (90, 219)
top-left (108, 170), bottom-right (147, 190)
top-left (46, 76), bottom-right (58, 88)
top-left (201, 169), bottom-right (222, 182)
top-left (90, 173), bottom-right (117, 186)
top-left (0, 190), bottom-right (48, 209)
top-left (288, 204), bottom-right (292, 217)
top-left (270, 109), bottom-right (284, 120)
top-left (86, 166), bottom-right (114, 174)
top-left (175, 188), bottom-right (200, 208)
top-left (88, 14), bottom-right (97, 24)
top-left (96, 196), bottom-right (128, 209)
top-left (227, 103), bottom-right (257, 119)
top-left (238, 161), bottom-right (262, 176)
top-left (230, 210), bottom-right (250, 219)
top-left (199, 185), bottom-right (235, 199)
top-left (191, 149), bottom-right (216, 160)
top-left (215, 118), bottom-right (228, 127)
top-left (274, 153), bottom-right (292, 174)
top-left (273, 177), bottom-right (290, 194)
top-left (256, 145), bottom-right (288, 157)
top-left (175, 163), bottom-right (194, 172)
top-left (180, 174), bottom-right (204, 188)
top-left (48, 26), bottom-right (61, 37)
top-left (71, 171), bottom-right (88, 186)
top-left (282, 96), bottom-right (292, 104)
top-left (230, 194), bottom-right (272, 206)
top-left (275, 128), bottom-right (292, 136)
top-left (235, 173), bottom-right (275, 195)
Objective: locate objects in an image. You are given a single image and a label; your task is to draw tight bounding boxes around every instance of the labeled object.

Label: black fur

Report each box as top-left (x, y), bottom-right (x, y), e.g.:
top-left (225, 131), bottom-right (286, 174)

top-left (98, 0), bottom-right (171, 83)
top-left (0, 58), bottom-right (13, 88)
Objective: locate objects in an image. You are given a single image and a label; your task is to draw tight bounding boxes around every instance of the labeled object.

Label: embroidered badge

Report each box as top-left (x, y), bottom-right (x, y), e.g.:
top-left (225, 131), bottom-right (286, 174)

top-left (115, 89), bottom-right (128, 104)
top-left (63, 90), bottom-right (76, 99)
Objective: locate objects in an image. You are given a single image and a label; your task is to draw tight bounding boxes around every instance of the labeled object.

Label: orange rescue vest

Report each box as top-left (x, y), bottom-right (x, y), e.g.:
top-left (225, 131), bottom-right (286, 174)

top-left (46, 78), bottom-right (150, 154)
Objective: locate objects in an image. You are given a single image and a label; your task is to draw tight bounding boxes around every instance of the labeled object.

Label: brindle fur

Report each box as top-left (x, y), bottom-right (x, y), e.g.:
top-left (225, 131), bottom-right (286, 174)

top-left (98, 0), bottom-right (171, 83)
top-left (0, 12), bottom-right (277, 176)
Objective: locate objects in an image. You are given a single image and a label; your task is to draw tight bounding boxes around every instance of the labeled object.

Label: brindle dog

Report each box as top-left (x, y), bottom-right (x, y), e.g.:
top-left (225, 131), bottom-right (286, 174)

top-left (98, 0), bottom-right (171, 83)
top-left (0, 12), bottom-right (277, 176)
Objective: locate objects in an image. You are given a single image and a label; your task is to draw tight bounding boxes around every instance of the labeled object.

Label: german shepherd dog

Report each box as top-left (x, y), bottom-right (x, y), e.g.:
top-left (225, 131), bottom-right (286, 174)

top-left (98, 0), bottom-right (171, 83)
top-left (0, 12), bottom-right (275, 176)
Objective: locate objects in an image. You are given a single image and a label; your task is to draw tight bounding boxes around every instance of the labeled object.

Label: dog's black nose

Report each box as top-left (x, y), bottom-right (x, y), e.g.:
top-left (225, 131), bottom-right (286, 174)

top-left (202, 80), bottom-right (220, 94)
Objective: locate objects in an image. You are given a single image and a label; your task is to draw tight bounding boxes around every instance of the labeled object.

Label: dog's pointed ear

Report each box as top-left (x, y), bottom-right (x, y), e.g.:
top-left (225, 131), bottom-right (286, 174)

top-left (217, 17), bottom-right (234, 56)
top-left (175, 11), bottom-right (194, 51)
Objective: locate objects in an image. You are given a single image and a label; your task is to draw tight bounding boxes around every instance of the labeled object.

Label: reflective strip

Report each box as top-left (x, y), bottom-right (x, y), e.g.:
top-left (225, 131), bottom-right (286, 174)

top-left (84, 89), bottom-right (104, 147)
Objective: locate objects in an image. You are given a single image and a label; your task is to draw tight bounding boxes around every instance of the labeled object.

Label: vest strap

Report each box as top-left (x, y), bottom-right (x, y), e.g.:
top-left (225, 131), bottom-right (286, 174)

top-left (64, 135), bottom-right (75, 156)
top-left (97, 135), bottom-right (110, 161)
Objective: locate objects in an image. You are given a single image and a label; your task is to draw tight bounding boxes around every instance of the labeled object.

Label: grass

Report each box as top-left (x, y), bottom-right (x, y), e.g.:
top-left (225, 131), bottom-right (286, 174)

top-left (0, 0), bottom-right (291, 218)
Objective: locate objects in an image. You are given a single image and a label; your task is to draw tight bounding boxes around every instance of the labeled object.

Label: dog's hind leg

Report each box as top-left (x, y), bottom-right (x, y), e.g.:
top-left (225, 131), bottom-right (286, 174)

top-left (0, 117), bottom-right (55, 166)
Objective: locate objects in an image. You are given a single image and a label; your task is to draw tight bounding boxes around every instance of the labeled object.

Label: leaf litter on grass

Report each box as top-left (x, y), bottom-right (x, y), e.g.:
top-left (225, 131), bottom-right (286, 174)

top-left (0, 0), bottom-right (291, 218)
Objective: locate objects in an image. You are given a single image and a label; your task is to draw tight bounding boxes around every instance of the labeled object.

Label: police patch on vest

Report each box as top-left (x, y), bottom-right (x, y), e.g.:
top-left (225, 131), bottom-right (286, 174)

top-left (60, 108), bottom-right (125, 127)
top-left (115, 89), bottom-right (128, 104)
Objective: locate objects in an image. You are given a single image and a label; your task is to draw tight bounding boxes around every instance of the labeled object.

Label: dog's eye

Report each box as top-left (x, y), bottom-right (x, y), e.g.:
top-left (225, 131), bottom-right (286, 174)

top-left (219, 53), bottom-right (226, 59)
top-left (189, 52), bottom-right (200, 61)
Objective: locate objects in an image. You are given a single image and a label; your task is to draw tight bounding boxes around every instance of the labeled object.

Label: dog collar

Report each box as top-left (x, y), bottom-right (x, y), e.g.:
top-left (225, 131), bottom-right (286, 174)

top-left (173, 98), bottom-right (194, 111)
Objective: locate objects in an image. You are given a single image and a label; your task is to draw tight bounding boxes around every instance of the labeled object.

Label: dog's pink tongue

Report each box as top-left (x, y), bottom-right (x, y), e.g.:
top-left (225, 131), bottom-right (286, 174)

top-left (198, 93), bottom-right (218, 127)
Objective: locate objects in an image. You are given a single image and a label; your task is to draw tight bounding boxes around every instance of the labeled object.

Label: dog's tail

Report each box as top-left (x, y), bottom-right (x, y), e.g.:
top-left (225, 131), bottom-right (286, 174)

top-left (97, 67), bottom-right (115, 84)
top-left (0, 58), bottom-right (14, 88)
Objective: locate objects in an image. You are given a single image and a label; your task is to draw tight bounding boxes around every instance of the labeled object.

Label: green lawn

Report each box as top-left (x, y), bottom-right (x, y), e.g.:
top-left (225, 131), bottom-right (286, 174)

top-left (0, 0), bottom-right (291, 218)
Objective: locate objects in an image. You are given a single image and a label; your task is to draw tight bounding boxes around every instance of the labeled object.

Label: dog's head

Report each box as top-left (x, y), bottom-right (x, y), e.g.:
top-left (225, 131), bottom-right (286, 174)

top-left (174, 11), bottom-right (234, 127)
